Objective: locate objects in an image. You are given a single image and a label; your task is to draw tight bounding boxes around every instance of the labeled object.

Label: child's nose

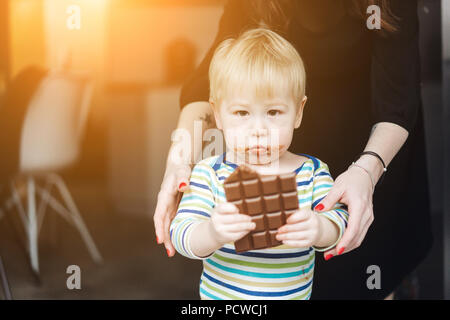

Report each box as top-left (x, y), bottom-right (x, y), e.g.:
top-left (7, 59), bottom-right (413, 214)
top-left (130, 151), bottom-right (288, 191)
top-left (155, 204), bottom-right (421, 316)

top-left (250, 128), bottom-right (268, 137)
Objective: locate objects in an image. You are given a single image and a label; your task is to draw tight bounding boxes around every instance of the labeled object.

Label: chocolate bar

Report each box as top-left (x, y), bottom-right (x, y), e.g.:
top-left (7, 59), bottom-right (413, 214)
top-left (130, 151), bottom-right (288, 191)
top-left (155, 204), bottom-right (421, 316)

top-left (223, 166), bottom-right (299, 252)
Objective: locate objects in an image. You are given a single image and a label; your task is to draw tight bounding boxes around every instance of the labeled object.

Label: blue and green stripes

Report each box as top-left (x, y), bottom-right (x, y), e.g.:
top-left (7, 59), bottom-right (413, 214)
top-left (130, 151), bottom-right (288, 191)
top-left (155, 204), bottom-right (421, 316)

top-left (170, 154), bottom-right (348, 300)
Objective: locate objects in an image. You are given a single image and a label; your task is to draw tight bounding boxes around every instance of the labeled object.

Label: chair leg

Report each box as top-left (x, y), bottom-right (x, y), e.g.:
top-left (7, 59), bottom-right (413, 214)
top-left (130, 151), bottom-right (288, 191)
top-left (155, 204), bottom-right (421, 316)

top-left (2, 174), bottom-right (102, 286)
top-left (27, 177), bottom-right (40, 277)
top-left (1, 187), bottom-right (30, 266)
top-left (36, 180), bottom-right (52, 235)
top-left (37, 179), bottom-right (103, 263)
top-left (10, 181), bottom-right (29, 229)
top-left (35, 187), bottom-right (74, 226)
top-left (48, 174), bottom-right (103, 264)
top-left (0, 255), bottom-right (13, 300)
top-left (35, 181), bottom-right (59, 247)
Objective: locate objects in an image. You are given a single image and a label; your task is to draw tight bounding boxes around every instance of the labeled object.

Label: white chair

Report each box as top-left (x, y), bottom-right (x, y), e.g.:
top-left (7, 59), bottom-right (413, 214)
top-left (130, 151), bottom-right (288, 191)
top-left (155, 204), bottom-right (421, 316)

top-left (1, 71), bottom-right (103, 277)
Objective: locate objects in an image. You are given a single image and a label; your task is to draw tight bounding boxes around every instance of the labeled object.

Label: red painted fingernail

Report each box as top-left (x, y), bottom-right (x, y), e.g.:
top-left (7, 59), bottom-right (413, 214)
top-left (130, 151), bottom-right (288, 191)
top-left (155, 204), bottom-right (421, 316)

top-left (338, 247), bottom-right (345, 255)
top-left (178, 182), bottom-right (187, 190)
top-left (325, 254), bottom-right (334, 261)
top-left (156, 236), bottom-right (160, 244)
top-left (166, 248), bottom-right (171, 257)
top-left (315, 204), bottom-right (324, 211)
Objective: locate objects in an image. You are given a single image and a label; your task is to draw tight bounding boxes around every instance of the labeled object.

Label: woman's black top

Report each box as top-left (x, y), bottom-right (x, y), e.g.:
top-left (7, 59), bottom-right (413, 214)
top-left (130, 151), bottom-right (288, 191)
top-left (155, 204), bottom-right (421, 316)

top-left (179, 0), bottom-right (433, 299)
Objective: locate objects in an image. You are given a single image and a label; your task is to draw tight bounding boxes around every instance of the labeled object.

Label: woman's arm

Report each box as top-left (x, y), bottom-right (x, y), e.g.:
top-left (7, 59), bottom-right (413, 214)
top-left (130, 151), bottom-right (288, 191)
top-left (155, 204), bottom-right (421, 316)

top-left (154, 101), bottom-right (214, 257)
top-left (356, 122), bottom-right (409, 181)
top-left (315, 121), bottom-right (408, 258)
top-left (170, 101), bottom-right (215, 166)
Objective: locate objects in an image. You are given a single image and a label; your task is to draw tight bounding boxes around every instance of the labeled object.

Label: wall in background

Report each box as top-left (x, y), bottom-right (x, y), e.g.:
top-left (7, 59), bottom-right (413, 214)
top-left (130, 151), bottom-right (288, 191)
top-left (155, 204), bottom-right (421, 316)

top-left (107, 5), bottom-right (223, 85)
top-left (0, 0), bottom-right (10, 92)
top-left (106, 4), bottom-right (223, 215)
top-left (43, 0), bottom-right (108, 76)
top-left (9, 0), bottom-right (46, 78)
top-left (42, 0), bottom-right (110, 182)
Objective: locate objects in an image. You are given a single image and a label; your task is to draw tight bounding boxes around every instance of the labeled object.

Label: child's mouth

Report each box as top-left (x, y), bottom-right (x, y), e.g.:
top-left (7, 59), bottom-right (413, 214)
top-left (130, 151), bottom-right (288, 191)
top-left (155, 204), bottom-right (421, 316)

top-left (247, 146), bottom-right (268, 154)
top-left (233, 145), bottom-right (283, 154)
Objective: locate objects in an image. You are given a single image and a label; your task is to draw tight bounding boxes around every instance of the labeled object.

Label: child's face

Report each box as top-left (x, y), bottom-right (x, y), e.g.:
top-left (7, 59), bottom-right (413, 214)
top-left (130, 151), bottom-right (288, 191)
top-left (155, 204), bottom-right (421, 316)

top-left (211, 86), bottom-right (307, 165)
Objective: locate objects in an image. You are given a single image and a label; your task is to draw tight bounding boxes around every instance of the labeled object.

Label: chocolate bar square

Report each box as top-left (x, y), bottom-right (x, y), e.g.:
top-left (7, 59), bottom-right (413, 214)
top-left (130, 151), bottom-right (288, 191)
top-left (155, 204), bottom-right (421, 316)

top-left (223, 165), bottom-right (299, 253)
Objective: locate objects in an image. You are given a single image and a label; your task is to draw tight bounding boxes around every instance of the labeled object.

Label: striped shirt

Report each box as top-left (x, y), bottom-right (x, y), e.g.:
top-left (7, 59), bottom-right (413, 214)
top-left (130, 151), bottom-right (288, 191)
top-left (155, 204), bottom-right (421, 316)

top-left (170, 153), bottom-right (349, 300)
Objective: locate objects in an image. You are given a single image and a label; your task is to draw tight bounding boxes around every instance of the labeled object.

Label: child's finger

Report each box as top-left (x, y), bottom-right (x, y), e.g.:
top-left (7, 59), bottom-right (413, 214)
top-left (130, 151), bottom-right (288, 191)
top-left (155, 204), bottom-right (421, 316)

top-left (224, 222), bottom-right (256, 233)
top-left (277, 221), bottom-right (309, 234)
top-left (219, 213), bottom-right (252, 224)
top-left (286, 209), bottom-right (310, 224)
top-left (281, 239), bottom-right (311, 248)
top-left (276, 231), bottom-right (309, 242)
top-left (215, 202), bottom-right (239, 214)
top-left (231, 230), bottom-right (255, 242)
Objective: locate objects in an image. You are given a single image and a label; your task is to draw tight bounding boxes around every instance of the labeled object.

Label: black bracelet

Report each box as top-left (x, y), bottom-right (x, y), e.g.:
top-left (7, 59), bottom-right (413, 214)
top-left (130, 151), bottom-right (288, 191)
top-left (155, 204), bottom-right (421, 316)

top-left (355, 151), bottom-right (387, 185)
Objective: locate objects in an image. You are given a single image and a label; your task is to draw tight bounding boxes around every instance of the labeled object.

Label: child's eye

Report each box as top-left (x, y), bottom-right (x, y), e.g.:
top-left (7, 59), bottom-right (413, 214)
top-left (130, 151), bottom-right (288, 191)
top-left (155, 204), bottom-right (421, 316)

top-left (234, 110), bottom-right (249, 117)
top-left (268, 109), bottom-right (281, 116)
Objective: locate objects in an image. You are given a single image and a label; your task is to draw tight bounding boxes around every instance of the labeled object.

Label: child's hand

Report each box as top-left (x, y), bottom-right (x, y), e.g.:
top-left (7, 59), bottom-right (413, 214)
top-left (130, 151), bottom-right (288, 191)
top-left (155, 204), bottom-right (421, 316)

top-left (276, 209), bottom-right (323, 248)
top-left (209, 203), bottom-right (256, 246)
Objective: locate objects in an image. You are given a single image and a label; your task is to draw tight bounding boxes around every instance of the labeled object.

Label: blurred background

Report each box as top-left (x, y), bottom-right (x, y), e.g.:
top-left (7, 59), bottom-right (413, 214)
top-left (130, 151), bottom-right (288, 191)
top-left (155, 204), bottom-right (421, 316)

top-left (0, 0), bottom-right (447, 299)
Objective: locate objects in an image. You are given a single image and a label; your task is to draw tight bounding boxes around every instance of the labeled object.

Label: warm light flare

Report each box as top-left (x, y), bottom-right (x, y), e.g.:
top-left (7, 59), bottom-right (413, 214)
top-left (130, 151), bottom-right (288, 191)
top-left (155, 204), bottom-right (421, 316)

top-left (9, 0), bottom-right (108, 78)
top-left (10, 0), bottom-right (46, 77)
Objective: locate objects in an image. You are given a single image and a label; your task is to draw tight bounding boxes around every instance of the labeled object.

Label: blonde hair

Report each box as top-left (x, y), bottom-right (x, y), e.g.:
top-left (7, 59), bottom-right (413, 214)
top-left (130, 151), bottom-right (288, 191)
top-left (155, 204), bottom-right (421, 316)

top-left (209, 28), bottom-right (306, 105)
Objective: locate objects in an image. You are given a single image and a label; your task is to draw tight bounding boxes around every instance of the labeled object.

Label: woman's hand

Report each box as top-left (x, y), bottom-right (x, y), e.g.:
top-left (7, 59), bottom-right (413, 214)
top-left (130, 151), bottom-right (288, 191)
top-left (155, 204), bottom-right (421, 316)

top-left (153, 161), bottom-right (191, 257)
top-left (313, 163), bottom-right (375, 259)
top-left (209, 203), bottom-right (256, 246)
top-left (153, 101), bottom-right (216, 257)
